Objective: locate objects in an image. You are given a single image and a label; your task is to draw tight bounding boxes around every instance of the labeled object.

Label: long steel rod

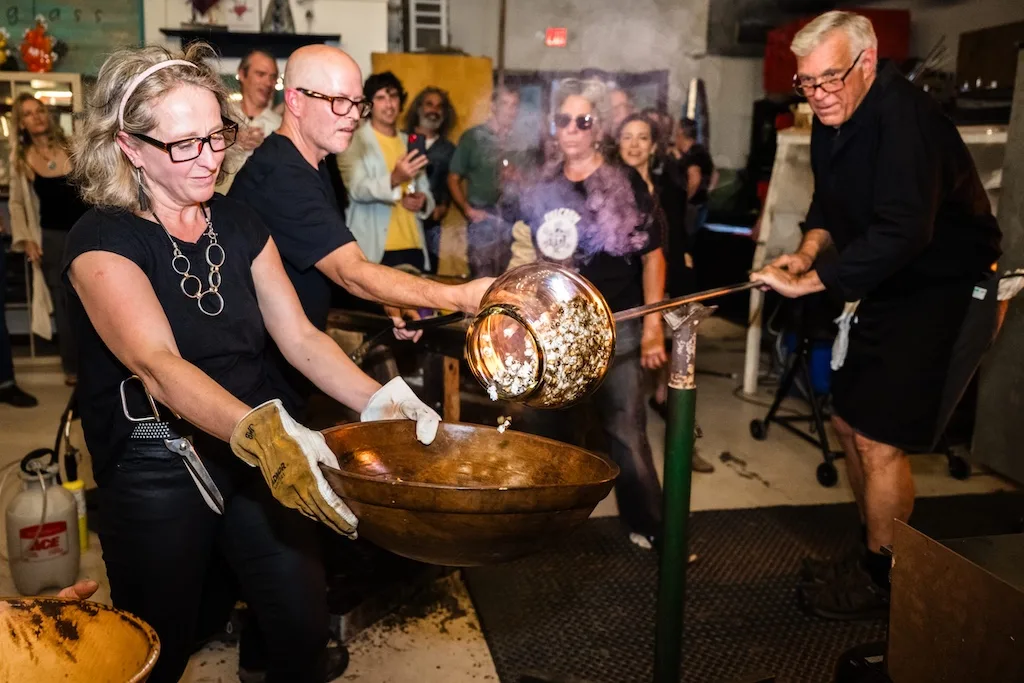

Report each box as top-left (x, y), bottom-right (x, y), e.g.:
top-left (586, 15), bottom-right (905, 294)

top-left (613, 281), bottom-right (758, 323)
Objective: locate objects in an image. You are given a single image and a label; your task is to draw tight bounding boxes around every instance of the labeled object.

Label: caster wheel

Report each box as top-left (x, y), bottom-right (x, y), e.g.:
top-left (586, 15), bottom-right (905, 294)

top-left (948, 455), bottom-right (971, 480)
top-left (817, 462), bottom-right (839, 487)
top-left (750, 419), bottom-right (767, 441)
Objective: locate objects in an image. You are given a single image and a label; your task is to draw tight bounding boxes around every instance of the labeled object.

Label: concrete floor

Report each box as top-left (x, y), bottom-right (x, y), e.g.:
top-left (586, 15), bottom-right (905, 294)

top-left (0, 321), bottom-right (1015, 682)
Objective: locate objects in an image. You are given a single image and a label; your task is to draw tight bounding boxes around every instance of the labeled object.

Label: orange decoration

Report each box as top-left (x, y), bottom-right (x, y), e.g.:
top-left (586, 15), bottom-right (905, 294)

top-left (20, 17), bottom-right (57, 73)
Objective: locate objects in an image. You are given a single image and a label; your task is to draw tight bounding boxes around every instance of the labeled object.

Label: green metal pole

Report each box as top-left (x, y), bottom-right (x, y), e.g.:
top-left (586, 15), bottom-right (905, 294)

top-left (653, 304), bottom-right (713, 683)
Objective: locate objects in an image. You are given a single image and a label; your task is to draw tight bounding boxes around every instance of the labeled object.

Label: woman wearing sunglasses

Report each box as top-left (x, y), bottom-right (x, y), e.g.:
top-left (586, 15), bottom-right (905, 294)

top-left (508, 78), bottom-right (667, 550)
top-left (62, 43), bottom-right (440, 683)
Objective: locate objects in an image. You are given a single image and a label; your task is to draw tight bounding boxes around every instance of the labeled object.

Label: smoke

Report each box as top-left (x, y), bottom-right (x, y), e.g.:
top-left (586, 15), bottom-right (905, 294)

top-left (519, 160), bottom-right (651, 263)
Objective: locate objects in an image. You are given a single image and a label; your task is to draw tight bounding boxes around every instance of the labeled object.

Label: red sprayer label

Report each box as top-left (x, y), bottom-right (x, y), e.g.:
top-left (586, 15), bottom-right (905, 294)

top-left (19, 521), bottom-right (69, 561)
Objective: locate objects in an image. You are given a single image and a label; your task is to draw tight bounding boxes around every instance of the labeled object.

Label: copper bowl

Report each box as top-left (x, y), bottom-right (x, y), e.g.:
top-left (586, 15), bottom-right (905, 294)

top-left (320, 421), bottom-right (618, 566)
top-left (0, 597), bottom-right (159, 682)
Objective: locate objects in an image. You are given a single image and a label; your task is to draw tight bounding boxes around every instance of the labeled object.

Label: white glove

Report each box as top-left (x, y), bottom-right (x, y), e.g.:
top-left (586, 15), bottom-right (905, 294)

top-left (360, 377), bottom-right (441, 445)
top-left (998, 270), bottom-right (1024, 302)
top-left (230, 399), bottom-right (358, 538)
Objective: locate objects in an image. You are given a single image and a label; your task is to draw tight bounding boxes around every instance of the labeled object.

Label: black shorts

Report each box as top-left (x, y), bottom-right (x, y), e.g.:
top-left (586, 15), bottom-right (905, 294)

top-left (831, 278), bottom-right (978, 452)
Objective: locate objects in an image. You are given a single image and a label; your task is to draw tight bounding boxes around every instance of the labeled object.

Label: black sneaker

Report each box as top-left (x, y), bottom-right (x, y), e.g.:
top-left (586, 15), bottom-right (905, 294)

top-left (0, 384), bottom-right (38, 408)
top-left (798, 566), bottom-right (890, 621)
top-left (238, 639), bottom-right (350, 682)
top-left (800, 546), bottom-right (865, 585)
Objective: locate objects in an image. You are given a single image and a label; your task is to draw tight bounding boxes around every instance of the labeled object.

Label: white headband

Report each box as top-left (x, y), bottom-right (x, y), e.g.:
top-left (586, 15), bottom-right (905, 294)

top-left (118, 59), bottom-right (198, 130)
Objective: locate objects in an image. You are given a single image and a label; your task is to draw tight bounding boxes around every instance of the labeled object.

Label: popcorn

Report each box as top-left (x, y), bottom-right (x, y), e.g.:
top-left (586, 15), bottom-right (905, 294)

top-left (479, 296), bottom-right (612, 406)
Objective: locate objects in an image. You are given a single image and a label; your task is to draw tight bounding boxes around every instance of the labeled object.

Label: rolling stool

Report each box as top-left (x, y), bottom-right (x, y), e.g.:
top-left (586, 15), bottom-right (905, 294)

top-left (749, 294), bottom-right (845, 487)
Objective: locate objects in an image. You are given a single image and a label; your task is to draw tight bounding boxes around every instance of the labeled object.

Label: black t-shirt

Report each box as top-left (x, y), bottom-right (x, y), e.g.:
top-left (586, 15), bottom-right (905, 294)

top-left (805, 61), bottom-right (1002, 302)
top-left (228, 133), bottom-right (355, 332)
top-left (519, 164), bottom-right (660, 314)
top-left (681, 144), bottom-right (713, 205)
top-left (34, 174), bottom-right (90, 231)
top-left (61, 196), bottom-right (288, 475)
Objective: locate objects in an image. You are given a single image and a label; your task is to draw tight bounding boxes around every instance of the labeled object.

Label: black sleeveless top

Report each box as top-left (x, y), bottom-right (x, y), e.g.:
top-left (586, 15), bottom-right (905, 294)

top-left (33, 173), bottom-right (89, 231)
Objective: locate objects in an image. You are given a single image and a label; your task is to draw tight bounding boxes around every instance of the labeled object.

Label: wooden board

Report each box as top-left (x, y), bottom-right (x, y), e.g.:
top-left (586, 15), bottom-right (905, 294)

top-left (370, 52), bottom-right (494, 276)
top-left (369, 51), bottom-right (493, 144)
top-left (4, 0), bottom-right (142, 75)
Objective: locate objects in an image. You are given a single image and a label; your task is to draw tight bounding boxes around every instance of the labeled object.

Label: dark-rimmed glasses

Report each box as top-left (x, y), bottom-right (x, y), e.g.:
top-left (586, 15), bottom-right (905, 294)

top-left (132, 118), bottom-right (238, 163)
top-left (793, 50), bottom-right (864, 98)
top-left (554, 113), bottom-right (594, 131)
top-left (296, 87), bottom-right (372, 118)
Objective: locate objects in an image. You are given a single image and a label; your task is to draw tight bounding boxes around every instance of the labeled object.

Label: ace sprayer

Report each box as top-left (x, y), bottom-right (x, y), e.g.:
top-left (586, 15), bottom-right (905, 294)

top-left (1, 448), bottom-right (82, 595)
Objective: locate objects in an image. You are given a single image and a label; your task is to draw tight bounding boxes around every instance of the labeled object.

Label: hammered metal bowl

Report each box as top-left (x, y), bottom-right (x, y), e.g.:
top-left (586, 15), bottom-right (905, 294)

top-left (465, 262), bottom-right (616, 408)
top-left (320, 421), bottom-right (618, 566)
top-left (0, 597), bottom-right (160, 682)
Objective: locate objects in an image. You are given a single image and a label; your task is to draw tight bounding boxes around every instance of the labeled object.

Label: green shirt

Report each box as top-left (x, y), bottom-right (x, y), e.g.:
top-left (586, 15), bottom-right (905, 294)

top-left (449, 124), bottom-right (502, 208)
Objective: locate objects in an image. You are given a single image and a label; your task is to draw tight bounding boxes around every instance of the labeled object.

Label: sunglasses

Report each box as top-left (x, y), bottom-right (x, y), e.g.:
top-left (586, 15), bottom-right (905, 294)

top-left (554, 113), bottom-right (594, 131)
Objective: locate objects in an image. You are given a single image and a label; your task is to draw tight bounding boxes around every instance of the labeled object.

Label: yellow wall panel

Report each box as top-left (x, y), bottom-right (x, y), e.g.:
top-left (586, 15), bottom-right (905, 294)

top-left (369, 52), bottom-right (495, 275)
top-left (369, 52), bottom-right (494, 143)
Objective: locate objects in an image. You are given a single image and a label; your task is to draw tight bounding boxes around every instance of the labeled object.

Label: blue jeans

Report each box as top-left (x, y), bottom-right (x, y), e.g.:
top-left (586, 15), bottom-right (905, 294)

top-left (0, 239), bottom-right (14, 387)
top-left (523, 320), bottom-right (662, 536)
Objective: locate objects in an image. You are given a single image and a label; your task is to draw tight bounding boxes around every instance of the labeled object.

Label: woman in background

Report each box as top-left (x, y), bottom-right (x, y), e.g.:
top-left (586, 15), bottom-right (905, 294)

top-left (617, 112), bottom-right (713, 474)
top-left (9, 93), bottom-right (89, 385)
top-left (509, 79), bottom-right (666, 549)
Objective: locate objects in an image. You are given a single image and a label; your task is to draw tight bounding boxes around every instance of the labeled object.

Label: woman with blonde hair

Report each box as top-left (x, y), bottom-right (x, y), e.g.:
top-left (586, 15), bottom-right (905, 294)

top-left (63, 41), bottom-right (439, 682)
top-left (9, 93), bottom-right (89, 384)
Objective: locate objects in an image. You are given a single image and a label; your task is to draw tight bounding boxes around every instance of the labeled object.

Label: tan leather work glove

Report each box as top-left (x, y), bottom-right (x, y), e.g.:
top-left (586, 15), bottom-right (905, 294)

top-left (230, 399), bottom-right (358, 537)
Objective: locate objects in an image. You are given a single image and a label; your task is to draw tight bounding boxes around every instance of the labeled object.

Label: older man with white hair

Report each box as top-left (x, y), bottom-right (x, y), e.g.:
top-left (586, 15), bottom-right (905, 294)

top-left (752, 11), bottom-right (1001, 620)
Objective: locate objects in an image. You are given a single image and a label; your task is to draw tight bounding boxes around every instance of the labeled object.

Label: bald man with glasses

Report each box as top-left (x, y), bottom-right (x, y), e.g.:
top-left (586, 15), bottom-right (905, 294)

top-left (229, 45), bottom-right (491, 409)
top-left (751, 12), bottom-right (1001, 621)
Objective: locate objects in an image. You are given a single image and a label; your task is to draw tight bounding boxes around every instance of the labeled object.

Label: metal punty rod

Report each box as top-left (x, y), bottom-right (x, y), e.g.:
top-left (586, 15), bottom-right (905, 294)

top-left (612, 281), bottom-right (759, 323)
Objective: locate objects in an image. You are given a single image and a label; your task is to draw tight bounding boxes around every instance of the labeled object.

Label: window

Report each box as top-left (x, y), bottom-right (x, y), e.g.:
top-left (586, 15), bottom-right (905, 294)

top-left (407, 0), bottom-right (448, 52)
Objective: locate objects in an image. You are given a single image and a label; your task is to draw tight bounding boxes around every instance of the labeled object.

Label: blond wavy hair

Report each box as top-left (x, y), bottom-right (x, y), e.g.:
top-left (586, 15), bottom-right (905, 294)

top-left (71, 42), bottom-right (239, 212)
top-left (791, 11), bottom-right (877, 60)
top-left (11, 93), bottom-right (71, 178)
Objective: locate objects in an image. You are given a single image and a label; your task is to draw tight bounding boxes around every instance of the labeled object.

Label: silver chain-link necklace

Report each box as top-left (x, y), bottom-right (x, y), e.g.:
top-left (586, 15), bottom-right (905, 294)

top-left (151, 204), bottom-right (225, 317)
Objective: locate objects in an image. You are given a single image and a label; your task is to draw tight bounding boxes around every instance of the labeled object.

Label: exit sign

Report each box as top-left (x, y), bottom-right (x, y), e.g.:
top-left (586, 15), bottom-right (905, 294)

top-left (545, 27), bottom-right (568, 48)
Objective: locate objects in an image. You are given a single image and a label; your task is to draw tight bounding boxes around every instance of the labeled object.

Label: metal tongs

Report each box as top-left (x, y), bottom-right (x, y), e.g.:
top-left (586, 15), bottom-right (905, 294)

top-left (120, 376), bottom-right (225, 515)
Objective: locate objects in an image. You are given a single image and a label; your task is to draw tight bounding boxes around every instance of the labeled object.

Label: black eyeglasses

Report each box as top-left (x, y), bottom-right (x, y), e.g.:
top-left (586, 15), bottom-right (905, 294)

top-left (554, 113), bottom-right (594, 131)
top-left (296, 88), bottom-right (372, 118)
top-left (793, 51), bottom-right (865, 98)
top-left (132, 118), bottom-right (238, 163)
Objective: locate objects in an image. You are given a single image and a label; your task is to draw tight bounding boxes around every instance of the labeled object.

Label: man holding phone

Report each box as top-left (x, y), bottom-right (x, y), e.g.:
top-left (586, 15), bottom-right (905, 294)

top-left (337, 71), bottom-right (435, 272)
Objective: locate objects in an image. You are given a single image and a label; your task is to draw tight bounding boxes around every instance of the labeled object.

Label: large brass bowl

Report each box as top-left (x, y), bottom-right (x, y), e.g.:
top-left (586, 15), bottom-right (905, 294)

top-left (0, 597), bottom-right (159, 682)
top-left (320, 421), bottom-right (618, 566)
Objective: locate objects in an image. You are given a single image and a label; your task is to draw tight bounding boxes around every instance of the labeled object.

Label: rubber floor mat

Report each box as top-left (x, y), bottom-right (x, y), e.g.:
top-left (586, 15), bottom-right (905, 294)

top-left (463, 492), bottom-right (1024, 683)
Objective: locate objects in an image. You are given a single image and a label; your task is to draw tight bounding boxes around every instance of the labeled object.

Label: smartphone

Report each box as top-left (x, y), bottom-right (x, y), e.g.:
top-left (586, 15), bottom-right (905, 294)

top-left (408, 133), bottom-right (428, 158)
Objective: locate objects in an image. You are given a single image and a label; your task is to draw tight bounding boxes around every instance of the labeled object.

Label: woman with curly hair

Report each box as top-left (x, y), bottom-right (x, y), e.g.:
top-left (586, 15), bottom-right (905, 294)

top-left (507, 78), bottom-right (667, 549)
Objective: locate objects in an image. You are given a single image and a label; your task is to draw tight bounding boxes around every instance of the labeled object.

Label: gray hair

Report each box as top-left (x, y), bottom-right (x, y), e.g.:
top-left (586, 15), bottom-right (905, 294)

top-left (791, 11), bottom-right (877, 60)
top-left (71, 42), bottom-right (238, 212)
top-left (553, 78), bottom-right (610, 138)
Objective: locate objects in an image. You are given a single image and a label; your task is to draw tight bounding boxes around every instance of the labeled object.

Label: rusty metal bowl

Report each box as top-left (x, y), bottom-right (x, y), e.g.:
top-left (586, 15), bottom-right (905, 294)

top-left (320, 421), bottom-right (618, 566)
top-left (0, 597), bottom-right (159, 682)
